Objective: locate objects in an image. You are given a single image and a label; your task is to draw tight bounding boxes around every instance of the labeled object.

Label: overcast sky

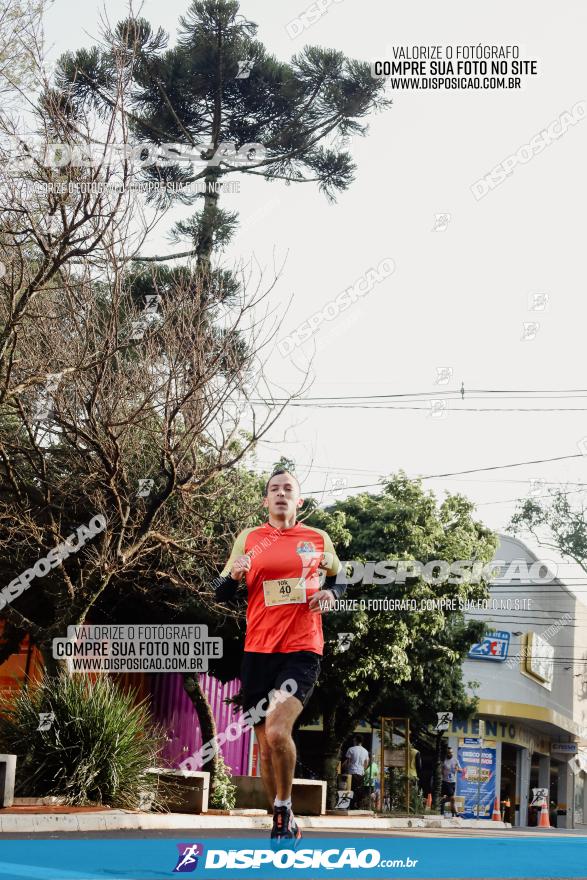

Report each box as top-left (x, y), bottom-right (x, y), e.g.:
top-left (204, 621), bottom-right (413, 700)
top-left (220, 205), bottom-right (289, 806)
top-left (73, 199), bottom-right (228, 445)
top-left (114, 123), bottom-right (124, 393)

top-left (43, 0), bottom-right (587, 589)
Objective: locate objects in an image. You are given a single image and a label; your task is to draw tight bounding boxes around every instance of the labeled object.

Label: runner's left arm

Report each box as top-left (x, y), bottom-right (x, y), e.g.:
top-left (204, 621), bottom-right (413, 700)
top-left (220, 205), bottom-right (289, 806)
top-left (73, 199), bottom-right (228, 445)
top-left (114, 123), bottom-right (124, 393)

top-left (322, 533), bottom-right (348, 600)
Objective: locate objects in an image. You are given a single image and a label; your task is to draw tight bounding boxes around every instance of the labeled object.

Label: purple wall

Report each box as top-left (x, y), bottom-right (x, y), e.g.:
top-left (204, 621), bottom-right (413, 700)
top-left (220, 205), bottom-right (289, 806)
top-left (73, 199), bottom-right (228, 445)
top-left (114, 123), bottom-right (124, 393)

top-left (149, 673), bottom-right (251, 775)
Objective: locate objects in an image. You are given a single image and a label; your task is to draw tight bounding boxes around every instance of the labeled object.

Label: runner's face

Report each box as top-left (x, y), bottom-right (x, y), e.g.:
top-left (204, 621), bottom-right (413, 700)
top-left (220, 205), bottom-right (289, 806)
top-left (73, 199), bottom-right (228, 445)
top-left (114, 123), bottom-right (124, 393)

top-left (263, 473), bottom-right (302, 520)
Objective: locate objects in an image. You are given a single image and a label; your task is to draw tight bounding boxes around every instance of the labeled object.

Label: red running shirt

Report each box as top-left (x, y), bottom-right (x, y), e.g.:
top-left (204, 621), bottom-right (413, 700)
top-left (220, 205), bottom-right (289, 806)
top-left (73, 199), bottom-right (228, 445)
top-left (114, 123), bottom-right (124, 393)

top-left (221, 521), bottom-right (341, 655)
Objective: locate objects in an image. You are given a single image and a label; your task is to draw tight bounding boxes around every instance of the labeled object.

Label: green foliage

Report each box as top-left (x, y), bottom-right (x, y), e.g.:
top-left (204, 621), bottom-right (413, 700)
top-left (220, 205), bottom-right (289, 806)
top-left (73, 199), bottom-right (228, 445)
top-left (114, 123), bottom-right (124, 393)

top-left (509, 490), bottom-right (587, 571)
top-left (55, 0), bottom-right (390, 271)
top-left (382, 771), bottom-right (425, 816)
top-left (0, 674), bottom-right (165, 807)
top-left (209, 752), bottom-right (236, 810)
top-left (270, 456), bottom-right (298, 477)
top-left (304, 472), bottom-right (498, 741)
top-left (0, 0), bottom-right (44, 96)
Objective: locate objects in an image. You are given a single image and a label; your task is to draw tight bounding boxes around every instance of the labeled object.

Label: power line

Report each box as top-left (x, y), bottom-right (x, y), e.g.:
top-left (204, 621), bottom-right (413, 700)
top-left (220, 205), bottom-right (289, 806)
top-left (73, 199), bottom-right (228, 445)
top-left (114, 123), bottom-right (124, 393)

top-left (476, 489), bottom-right (587, 506)
top-left (285, 404), bottom-right (587, 411)
top-left (358, 585), bottom-right (587, 593)
top-left (254, 456), bottom-right (587, 487)
top-left (482, 657), bottom-right (586, 662)
top-left (253, 388), bottom-right (587, 403)
top-left (303, 452), bottom-right (586, 494)
top-left (474, 620), bottom-right (587, 624)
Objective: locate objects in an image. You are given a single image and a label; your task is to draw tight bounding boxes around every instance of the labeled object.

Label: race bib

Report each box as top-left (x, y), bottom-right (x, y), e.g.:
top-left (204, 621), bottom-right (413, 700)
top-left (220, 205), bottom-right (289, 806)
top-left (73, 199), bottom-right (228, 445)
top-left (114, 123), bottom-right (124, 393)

top-left (263, 577), bottom-right (306, 607)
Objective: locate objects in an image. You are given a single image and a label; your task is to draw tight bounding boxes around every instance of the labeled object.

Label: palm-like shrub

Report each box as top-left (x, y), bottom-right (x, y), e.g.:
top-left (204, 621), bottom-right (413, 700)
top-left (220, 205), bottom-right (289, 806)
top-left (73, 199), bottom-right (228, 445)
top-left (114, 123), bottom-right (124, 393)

top-left (0, 673), bottom-right (165, 807)
top-left (209, 753), bottom-right (237, 810)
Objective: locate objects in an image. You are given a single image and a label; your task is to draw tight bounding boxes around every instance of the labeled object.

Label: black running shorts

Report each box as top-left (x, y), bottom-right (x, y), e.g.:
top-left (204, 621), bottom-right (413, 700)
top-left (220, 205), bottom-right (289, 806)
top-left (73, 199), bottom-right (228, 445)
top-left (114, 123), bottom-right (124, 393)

top-left (240, 650), bottom-right (321, 716)
top-left (441, 781), bottom-right (456, 798)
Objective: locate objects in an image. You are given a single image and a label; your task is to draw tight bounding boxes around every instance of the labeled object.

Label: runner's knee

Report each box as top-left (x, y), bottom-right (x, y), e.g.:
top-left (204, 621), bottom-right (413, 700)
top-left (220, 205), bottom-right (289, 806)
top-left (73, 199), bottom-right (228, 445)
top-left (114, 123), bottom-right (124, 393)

top-left (265, 724), bottom-right (291, 751)
top-left (258, 742), bottom-right (272, 763)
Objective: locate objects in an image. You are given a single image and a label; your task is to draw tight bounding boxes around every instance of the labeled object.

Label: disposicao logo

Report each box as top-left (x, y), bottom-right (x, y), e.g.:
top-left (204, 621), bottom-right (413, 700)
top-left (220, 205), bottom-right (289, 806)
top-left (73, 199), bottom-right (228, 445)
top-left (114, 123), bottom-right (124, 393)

top-left (173, 843), bottom-right (204, 872)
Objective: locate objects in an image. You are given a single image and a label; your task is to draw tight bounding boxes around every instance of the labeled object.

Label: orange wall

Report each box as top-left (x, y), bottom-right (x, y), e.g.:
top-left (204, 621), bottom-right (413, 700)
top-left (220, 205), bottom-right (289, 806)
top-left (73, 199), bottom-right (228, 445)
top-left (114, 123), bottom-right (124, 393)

top-left (0, 622), bottom-right (44, 697)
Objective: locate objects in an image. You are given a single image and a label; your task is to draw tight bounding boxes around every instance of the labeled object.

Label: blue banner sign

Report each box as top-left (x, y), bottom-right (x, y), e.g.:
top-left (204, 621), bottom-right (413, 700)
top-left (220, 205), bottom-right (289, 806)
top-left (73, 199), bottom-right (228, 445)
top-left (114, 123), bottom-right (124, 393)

top-left (457, 739), bottom-right (497, 819)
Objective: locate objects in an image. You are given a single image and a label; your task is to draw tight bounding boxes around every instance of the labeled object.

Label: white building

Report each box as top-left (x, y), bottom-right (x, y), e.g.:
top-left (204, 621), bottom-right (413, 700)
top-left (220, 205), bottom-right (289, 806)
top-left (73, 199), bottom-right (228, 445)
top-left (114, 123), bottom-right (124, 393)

top-left (447, 534), bottom-right (587, 827)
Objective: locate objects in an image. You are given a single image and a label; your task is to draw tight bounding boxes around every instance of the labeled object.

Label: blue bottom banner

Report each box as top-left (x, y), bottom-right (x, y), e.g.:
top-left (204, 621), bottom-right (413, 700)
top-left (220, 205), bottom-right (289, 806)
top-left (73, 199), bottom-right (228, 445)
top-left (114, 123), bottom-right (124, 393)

top-left (0, 837), bottom-right (586, 879)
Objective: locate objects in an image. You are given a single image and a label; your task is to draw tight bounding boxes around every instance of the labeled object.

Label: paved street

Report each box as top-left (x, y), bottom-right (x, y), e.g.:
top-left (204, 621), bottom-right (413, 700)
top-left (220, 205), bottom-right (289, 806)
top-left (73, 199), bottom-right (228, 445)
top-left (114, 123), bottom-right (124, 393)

top-left (1, 825), bottom-right (586, 838)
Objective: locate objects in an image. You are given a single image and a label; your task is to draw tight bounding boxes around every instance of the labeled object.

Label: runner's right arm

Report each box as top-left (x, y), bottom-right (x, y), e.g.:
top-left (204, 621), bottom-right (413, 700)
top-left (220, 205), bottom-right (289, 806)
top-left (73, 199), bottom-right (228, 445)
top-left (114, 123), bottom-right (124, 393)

top-left (213, 573), bottom-right (241, 601)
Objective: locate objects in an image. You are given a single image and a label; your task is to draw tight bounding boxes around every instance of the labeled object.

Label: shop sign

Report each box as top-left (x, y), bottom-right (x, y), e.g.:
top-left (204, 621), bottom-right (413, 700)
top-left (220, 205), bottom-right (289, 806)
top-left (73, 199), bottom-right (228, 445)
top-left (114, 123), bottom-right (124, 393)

top-left (468, 631), bottom-right (510, 662)
top-left (450, 718), bottom-right (551, 754)
top-left (552, 742), bottom-right (578, 755)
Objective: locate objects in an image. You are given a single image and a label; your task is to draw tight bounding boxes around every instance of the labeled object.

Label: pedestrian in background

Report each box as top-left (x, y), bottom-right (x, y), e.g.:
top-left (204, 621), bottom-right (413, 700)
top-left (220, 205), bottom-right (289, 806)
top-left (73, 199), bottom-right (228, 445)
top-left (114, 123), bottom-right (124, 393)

top-left (343, 734), bottom-right (370, 809)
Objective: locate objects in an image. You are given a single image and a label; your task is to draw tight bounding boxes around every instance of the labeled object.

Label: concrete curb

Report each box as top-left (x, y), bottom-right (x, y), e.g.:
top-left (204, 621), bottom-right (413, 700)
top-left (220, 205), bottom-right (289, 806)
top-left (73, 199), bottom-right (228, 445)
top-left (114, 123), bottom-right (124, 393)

top-left (0, 811), bottom-right (511, 833)
top-left (302, 816), bottom-right (511, 831)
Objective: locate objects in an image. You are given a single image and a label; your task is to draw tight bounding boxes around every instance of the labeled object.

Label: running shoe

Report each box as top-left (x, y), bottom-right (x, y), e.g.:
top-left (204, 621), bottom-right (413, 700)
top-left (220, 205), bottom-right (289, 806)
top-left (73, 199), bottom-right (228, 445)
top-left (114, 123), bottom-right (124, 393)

top-left (270, 805), bottom-right (302, 846)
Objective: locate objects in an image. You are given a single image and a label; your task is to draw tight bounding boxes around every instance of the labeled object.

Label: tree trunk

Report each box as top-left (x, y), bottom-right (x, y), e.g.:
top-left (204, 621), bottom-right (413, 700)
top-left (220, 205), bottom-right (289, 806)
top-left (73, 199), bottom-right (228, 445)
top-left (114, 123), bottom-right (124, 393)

top-left (195, 17), bottom-right (224, 286)
top-left (182, 672), bottom-right (218, 792)
top-left (195, 172), bottom-right (221, 283)
top-left (38, 643), bottom-right (68, 678)
top-left (322, 707), bottom-right (341, 810)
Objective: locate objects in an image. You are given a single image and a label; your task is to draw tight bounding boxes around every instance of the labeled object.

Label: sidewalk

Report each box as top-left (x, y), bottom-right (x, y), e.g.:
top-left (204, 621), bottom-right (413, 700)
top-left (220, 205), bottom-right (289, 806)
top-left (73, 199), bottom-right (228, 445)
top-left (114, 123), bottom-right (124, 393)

top-left (0, 805), bottom-right (511, 833)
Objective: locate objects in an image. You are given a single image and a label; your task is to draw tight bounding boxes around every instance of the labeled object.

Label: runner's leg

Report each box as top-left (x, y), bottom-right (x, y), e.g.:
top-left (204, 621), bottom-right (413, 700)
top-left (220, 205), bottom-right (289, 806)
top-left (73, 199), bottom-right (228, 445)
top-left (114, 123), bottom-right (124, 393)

top-left (264, 694), bottom-right (303, 801)
top-left (254, 723), bottom-right (277, 809)
top-left (450, 790), bottom-right (457, 816)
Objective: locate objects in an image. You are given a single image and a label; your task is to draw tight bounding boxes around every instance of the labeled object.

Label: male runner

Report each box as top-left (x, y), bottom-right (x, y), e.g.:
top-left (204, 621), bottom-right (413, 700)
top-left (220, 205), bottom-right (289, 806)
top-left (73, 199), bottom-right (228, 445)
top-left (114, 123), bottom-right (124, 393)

top-left (213, 469), bottom-right (347, 841)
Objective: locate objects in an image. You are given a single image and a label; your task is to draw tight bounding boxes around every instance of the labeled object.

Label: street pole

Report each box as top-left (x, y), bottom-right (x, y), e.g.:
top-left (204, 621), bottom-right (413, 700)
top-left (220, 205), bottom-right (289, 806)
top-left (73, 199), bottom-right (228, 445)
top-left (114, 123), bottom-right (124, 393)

top-left (476, 720), bottom-right (485, 819)
top-left (380, 717), bottom-right (384, 813)
top-left (433, 711), bottom-right (453, 813)
top-left (433, 731), bottom-right (442, 811)
top-left (406, 718), bottom-right (410, 815)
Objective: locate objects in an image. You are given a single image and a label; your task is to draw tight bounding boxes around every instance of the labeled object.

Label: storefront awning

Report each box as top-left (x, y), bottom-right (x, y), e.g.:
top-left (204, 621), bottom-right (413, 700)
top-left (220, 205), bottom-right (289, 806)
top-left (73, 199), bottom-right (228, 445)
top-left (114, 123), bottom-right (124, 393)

top-left (478, 699), bottom-right (582, 739)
